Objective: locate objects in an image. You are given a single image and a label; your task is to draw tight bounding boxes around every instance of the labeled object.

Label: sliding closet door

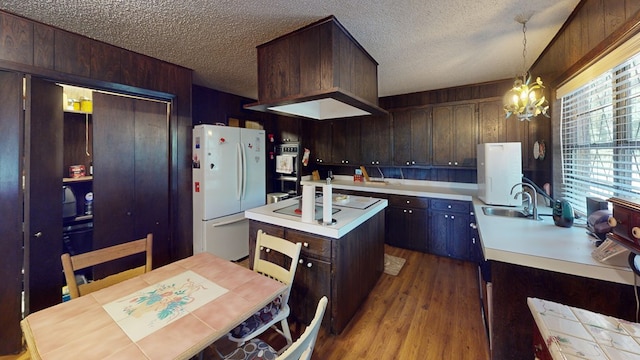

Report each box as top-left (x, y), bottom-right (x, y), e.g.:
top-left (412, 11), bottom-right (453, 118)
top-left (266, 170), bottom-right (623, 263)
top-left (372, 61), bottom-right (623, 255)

top-left (0, 71), bottom-right (24, 354)
top-left (24, 77), bottom-right (64, 313)
top-left (92, 93), bottom-right (169, 276)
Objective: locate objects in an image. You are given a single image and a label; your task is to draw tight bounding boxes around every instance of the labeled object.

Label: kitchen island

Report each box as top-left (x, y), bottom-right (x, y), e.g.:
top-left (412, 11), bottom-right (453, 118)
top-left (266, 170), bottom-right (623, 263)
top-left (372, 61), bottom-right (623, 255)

top-left (244, 194), bottom-right (388, 334)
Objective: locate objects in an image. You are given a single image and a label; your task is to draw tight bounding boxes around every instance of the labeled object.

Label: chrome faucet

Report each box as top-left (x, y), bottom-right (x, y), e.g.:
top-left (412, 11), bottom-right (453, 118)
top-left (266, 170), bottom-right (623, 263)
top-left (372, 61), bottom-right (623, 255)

top-left (511, 183), bottom-right (539, 220)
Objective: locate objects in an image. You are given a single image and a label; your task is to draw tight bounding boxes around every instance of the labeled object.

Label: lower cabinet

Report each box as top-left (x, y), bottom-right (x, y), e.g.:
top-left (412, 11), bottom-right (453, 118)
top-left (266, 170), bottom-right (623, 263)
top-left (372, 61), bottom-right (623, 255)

top-left (248, 211), bottom-right (385, 334)
top-left (385, 195), bottom-right (429, 252)
top-left (429, 199), bottom-right (474, 260)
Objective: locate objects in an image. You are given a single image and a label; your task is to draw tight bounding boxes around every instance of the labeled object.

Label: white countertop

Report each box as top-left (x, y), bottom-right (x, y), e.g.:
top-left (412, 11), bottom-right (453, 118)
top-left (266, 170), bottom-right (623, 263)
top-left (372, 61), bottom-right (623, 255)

top-left (301, 176), bottom-right (635, 286)
top-left (244, 194), bottom-right (388, 239)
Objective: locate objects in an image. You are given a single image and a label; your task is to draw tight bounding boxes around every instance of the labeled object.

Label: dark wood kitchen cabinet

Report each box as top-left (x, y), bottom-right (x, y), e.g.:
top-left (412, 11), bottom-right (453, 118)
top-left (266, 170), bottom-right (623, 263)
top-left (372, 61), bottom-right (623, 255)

top-left (360, 114), bottom-right (391, 165)
top-left (385, 195), bottom-right (429, 251)
top-left (274, 115), bottom-right (300, 143)
top-left (429, 199), bottom-right (474, 260)
top-left (331, 118), bottom-right (360, 165)
top-left (304, 120), bottom-right (332, 164)
top-left (248, 210), bottom-right (384, 334)
top-left (432, 103), bottom-right (477, 167)
top-left (92, 93), bottom-right (170, 277)
top-left (392, 107), bottom-right (431, 166)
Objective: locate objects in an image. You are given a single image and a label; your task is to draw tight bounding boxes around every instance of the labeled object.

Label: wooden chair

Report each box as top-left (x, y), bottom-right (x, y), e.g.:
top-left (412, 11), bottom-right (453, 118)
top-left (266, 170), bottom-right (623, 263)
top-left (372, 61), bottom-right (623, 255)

top-left (223, 296), bottom-right (328, 360)
top-left (226, 229), bottom-right (302, 349)
top-left (61, 233), bottom-right (153, 299)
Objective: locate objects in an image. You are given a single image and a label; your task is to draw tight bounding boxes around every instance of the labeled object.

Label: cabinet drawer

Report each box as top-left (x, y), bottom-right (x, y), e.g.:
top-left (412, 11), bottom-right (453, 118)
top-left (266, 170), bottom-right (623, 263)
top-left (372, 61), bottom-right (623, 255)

top-left (388, 195), bottom-right (429, 209)
top-left (285, 229), bottom-right (332, 259)
top-left (250, 221), bottom-right (285, 238)
top-left (430, 199), bottom-right (470, 213)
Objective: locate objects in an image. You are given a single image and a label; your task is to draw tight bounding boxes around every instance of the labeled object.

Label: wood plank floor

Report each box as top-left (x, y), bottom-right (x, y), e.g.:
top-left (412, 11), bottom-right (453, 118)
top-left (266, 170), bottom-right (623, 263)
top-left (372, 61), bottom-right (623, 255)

top-left (212, 245), bottom-right (490, 359)
top-left (310, 245), bottom-right (490, 360)
top-left (4, 245), bottom-right (490, 360)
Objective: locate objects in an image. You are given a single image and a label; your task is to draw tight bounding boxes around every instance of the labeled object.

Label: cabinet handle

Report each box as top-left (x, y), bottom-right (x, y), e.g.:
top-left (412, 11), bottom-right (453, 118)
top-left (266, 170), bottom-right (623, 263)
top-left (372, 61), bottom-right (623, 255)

top-left (406, 161), bottom-right (410, 165)
top-left (608, 217), bottom-right (618, 227)
top-left (299, 259), bottom-right (304, 264)
top-left (633, 227), bottom-right (640, 240)
top-left (411, 161), bottom-right (415, 165)
top-left (470, 223), bottom-right (477, 229)
top-left (444, 214), bottom-right (449, 218)
top-left (34, 232), bottom-right (42, 238)
top-left (408, 209), bottom-right (413, 214)
top-left (303, 242), bottom-right (309, 248)
top-left (406, 200), bottom-right (410, 204)
top-left (448, 161), bottom-right (452, 165)
top-left (451, 215), bottom-right (455, 219)
top-left (307, 262), bottom-right (313, 268)
top-left (447, 205), bottom-right (452, 209)
top-left (454, 162), bottom-right (458, 166)
top-left (403, 209), bottom-right (407, 213)
top-left (260, 246), bottom-right (264, 251)
top-left (265, 248), bottom-right (271, 253)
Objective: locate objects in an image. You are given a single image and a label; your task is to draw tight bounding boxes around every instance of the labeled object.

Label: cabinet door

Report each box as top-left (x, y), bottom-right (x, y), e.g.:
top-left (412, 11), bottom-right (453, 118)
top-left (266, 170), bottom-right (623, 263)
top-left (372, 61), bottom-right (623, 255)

top-left (332, 118), bottom-right (360, 165)
top-left (432, 105), bottom-right (453, 166)
top-left (25, 78), bottom-right (64, 313)
top-left (392, 108), bottom-right (431, 166)
top-left (386, 206), bottom-right (428, 252)
top-left (360, 114), bottom-right (391, 165)
top-left (453, 103), bottom-right (477, 166)
top-left (276, 115), bottom-right (300, 143)
top-left (448, 212), bottom-right (471, 260)
top-left (429, 211), bottom-right (450, 257)
top-left (306, 120), bottom-right (331, 164)
top-left (478, 99), bottom-right (504, 144)
top-left (291, 256), bottom-right (331, 326)
top-left (93, 93), bottom-right (170, 274)
top-left (433, 103), bottom-right (477, 167)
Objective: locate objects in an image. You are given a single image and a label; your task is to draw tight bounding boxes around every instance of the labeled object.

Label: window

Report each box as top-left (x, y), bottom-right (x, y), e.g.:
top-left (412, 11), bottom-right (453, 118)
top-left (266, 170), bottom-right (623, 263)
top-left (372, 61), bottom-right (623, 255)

top-left (560, 51), bottom-right (640, 215)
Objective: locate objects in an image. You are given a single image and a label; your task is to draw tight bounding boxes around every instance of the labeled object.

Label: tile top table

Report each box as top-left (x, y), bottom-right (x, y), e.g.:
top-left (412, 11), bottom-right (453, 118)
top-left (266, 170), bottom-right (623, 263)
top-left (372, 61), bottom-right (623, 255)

top-left (528, 297), bottom-right (640, 359)
top-left (21, 252), bottom-right (286, 360)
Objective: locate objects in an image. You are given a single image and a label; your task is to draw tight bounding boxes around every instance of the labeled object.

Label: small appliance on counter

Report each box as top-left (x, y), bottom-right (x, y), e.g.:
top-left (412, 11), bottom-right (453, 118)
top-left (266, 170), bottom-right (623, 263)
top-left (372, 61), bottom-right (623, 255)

top-left (477, 142), bottom-right (523, 206)
top-left (552, 199), bottom-right (574, 228)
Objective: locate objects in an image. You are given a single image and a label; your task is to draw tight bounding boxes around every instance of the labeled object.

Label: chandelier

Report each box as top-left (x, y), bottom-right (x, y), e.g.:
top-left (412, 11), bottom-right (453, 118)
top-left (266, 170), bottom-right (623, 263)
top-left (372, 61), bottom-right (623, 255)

top-left (503, 14), bottom-right (549, 121)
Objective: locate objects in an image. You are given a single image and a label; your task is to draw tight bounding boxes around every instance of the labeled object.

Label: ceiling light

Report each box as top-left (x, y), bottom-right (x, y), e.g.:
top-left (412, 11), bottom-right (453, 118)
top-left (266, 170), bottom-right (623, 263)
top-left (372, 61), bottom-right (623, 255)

top-left (503, 14), bottom-right (550, 121)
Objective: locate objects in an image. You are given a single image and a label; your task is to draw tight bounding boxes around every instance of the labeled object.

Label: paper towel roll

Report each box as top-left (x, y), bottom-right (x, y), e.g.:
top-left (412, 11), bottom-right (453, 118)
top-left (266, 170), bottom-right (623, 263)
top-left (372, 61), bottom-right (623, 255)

top-left (323, 184), bottom-right (332, 224)
top-left (301, 185), bottom-right (316, 223)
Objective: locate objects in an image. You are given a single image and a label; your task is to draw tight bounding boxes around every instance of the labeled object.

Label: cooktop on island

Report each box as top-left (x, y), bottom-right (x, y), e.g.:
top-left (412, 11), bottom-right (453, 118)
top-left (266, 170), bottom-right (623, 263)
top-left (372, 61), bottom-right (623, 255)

top-left (273, 204), bottom-right (340, 221)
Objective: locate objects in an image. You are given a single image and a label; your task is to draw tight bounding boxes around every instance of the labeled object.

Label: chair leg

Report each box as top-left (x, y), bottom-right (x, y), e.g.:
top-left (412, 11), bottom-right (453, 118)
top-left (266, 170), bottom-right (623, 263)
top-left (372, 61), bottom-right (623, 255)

top-left (280, 318), bottom-right (293, 345)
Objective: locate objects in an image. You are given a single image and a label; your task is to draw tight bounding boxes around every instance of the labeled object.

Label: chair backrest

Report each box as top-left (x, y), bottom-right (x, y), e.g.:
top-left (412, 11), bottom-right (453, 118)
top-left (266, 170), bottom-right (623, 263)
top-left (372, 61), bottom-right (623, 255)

top-left (278, 296), bottom-right (328, 360)
top-left (61, 233), bottom-right (153, 299)
top-left (253, 229), bottom-right (302, 305)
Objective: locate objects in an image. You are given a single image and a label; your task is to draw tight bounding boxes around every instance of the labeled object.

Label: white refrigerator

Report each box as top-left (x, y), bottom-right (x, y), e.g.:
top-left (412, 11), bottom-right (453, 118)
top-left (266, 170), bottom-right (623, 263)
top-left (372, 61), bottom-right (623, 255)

top-left (477, 142), bottom-right (523, 206)
top-left (192, 125), bottom-right (266, 260)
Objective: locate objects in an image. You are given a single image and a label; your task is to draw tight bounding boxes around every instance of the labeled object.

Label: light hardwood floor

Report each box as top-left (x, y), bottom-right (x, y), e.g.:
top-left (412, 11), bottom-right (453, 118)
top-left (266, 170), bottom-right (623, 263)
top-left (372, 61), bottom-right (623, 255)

top-left (5, 245), bottom-right (490, 360)
top-left (212, 245), bottom-right (491, 359)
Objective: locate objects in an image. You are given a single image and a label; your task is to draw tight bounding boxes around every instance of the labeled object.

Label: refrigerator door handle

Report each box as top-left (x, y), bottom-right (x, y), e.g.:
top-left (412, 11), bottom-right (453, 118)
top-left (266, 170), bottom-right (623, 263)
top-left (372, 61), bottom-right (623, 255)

top-left (240, 142), bottom-right (247, 200)
top-left (211, 216), bottom-right (247, 227)
top-left (236, 142), bottom-right (243, 200)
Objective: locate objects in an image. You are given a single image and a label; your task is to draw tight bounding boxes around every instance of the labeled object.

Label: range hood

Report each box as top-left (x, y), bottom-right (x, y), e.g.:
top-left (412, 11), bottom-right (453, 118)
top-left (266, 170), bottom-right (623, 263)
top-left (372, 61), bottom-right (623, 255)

top-left (244, 16), bottom-right (388, 120)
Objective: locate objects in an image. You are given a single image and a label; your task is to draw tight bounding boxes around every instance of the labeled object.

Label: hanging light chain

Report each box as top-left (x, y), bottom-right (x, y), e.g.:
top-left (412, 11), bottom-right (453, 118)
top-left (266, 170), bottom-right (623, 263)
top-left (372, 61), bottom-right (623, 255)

top-left (521, 20), bottom-right (528, 77)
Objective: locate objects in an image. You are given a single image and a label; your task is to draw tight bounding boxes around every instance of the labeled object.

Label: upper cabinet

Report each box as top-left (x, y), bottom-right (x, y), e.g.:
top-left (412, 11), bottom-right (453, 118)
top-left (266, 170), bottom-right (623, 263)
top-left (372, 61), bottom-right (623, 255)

top-left (360, 114), bottom-right (391, 166)
top-left (432, 103), bottom-right (477, 167)
top-left (392, 107), bottom-right (431, 166)
top-left (332, 118), bottom-right (361, 165)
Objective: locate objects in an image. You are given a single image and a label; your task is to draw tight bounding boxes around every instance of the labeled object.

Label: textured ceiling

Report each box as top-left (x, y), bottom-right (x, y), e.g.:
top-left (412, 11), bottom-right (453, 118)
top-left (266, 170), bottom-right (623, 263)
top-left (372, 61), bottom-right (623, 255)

top-left (1, 0), bottom-right (580, 99)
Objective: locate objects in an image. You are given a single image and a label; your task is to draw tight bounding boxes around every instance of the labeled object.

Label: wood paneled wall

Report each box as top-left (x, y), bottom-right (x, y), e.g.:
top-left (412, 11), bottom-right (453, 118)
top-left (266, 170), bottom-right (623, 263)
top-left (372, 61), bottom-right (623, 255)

top-left (525, 0), bottom-right (640, 199)
top-left (0, 9), bottom-right (193, 355)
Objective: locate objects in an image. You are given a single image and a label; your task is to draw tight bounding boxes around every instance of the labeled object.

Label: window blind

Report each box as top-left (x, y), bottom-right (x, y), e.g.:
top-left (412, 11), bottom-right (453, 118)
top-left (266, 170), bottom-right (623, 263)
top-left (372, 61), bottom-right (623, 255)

top-left (561, 52), bottom-right (640, 215)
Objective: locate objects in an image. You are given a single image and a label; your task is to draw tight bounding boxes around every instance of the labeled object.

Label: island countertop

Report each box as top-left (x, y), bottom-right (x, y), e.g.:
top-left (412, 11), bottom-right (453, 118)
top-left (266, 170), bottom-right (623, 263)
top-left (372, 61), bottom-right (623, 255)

top-left (244, 194), bottom-right (388, 239)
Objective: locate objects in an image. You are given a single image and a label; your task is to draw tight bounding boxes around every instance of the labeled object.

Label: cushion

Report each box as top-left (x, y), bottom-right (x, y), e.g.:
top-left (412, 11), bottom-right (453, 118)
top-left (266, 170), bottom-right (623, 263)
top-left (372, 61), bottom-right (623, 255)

top-left (229, 295), bottom-right (282, 340)
top-left (225, 338), bottom-right (278, 360)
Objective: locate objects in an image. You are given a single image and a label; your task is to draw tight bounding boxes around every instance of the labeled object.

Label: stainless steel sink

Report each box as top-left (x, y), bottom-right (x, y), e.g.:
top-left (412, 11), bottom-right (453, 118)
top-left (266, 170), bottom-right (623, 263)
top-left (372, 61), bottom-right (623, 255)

top-left (482, 206), bottom-right (529, 218)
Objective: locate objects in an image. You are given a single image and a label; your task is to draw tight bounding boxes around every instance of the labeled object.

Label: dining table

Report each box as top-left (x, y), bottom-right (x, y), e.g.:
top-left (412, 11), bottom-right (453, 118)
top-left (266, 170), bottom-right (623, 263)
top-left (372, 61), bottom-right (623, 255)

top-left (20, 252), bottom-right (287, 360)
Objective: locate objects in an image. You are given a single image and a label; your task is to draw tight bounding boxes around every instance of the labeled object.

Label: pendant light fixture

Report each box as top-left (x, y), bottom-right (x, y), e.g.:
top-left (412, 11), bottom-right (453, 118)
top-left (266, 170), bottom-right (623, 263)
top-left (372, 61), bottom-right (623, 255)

top-left (503, 14), bottom-right (549, 121)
